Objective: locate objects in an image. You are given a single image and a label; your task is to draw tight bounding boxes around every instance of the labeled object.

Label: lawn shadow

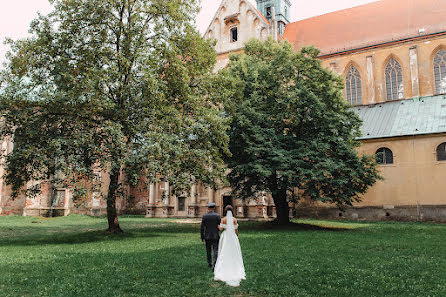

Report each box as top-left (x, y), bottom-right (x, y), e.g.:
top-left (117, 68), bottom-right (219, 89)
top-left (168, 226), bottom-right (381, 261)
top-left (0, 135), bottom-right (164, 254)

top-left (0, 228), bottom-right (161, 247)
top-left (172, 217), bottom-right (365, 232)
top-left (239, 220), bottom-right (359, 232)
top-left (0, 219), bottom-right (201, 247)
top-left (0, 216), bottom-right (364, 248)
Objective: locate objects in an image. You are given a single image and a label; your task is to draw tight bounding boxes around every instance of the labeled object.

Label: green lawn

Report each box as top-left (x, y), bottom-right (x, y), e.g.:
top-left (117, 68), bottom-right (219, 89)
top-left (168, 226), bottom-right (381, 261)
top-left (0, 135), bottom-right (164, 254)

top-left (0, 216), bottom-right (445, 297)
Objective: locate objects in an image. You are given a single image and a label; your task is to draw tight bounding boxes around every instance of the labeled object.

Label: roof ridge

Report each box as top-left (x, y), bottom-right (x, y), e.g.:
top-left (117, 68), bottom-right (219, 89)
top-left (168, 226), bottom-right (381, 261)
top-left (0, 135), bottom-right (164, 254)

top-left (283, 0), bottom-right (446, 56)
top-left (288, 0), bottom-right (380, 25)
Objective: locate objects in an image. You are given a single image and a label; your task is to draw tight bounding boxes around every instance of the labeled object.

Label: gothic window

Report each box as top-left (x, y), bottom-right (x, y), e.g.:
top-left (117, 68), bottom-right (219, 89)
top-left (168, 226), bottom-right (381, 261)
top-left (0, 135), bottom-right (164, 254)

top-left (434, 49), bottom-right (446, 94)
top-left (437, 142), bottom-right (446, 161)
top-left (230, 27), bottom-right (238, 42)
top-left (376, 147), bottom-right (394, 165)
top-left (345, 65), bottom-right (362, 105)
top-left (207, 30), bottom-right (213, 40)
top-left (385, 58), bottom-right (404, 100)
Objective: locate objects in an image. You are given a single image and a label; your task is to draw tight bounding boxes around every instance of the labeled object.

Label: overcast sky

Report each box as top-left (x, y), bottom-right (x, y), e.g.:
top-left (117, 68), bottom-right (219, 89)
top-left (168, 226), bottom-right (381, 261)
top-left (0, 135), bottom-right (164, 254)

top-left (0, 0), bottom-right (377, 67)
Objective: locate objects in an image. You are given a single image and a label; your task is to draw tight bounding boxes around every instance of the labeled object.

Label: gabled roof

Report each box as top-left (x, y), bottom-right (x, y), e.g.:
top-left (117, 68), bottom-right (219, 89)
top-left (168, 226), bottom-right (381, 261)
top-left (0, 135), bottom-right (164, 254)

top-left (245, 0), bottom-right (269, 26)
top-left (283, 0), bottom-right (446, 56)
top-left (353, 95), bottom-right (446, 140)
top-left (204, 0), bottom-right (269, 37)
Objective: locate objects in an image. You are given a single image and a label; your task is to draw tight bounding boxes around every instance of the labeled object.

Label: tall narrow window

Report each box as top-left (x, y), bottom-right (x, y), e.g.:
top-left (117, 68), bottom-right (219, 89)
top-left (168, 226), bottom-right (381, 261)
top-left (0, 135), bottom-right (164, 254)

top-left (385, 58), bottom-right (404, 100)
top-left (437, 142), bottom-right (446, 161)
top-left (230, 27), bottom-right (238, 42)
top-left (345, 65), bottom-right (362, 105)
top-left (178, 197), bottom-right (186, 211)
top-left (376, 147), bottom-right (394, 165)
top-left (278, 22), bottom-right (285, 36)
top-left (266, 6), bottom-right (272, 17)
top-left (434, 50), bottom-right (446, 94)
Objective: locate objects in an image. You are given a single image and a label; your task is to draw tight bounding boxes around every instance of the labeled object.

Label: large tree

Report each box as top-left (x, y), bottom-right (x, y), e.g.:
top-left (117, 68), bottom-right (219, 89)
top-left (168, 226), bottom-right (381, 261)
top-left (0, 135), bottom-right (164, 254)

top-left (0, 0), bottom-right (230, 232)
top-left (223, 38), bottom-right (380, 225)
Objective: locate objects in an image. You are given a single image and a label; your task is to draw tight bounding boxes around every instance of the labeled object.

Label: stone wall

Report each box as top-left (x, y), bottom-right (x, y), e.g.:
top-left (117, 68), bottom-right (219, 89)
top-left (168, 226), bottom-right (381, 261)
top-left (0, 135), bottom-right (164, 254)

top-left (206, 0), bottom-right (271, 71)
top-left (295, 205), bottom-right (446, 223)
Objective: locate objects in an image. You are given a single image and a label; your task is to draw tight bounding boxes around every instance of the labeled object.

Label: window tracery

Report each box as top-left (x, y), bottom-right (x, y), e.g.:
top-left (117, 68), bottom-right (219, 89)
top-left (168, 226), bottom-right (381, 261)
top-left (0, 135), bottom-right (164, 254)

top-left (345, 65), bottom-right (362, 105)
top-left (434, 49), bottom-right (446, 94)
top-left (385, 58), bottom-right (404, 100)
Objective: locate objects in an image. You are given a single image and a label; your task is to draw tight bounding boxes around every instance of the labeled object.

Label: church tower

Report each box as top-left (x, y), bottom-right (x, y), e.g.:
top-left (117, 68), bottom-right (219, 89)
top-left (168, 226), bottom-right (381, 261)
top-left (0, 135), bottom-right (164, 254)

top-left (256, 0), bottom-right (291, 36)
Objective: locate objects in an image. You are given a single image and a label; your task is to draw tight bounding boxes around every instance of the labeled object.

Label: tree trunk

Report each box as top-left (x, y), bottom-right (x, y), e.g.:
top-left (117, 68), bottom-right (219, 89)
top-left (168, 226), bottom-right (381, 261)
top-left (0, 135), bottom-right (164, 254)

top-left (272, 188), bottom-right (290, 225)
top-left (106, 167), bottom-right (123, 233)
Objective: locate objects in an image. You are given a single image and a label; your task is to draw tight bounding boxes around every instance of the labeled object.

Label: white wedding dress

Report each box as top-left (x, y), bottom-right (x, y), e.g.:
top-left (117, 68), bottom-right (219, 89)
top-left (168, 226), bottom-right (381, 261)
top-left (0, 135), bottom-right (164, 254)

top-left (214, 210), bottom-right (246, 287)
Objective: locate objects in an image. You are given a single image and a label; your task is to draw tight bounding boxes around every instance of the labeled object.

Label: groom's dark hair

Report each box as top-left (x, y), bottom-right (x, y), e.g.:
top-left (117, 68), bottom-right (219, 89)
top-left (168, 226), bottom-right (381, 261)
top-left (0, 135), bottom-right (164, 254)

top-left (224, 205), bottom-right (233, 216)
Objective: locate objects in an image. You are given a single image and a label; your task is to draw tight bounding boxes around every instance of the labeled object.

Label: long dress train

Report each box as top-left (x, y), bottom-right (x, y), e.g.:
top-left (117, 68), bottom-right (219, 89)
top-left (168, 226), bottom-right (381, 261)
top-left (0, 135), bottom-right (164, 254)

top-left (213, 210), bottom-right (246, 287)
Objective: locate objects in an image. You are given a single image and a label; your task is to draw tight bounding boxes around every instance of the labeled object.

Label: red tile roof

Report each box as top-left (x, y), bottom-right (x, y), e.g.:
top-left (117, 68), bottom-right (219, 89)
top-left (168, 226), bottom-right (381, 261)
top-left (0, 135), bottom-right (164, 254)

top-left (283, 0), bottom-right (446, 56)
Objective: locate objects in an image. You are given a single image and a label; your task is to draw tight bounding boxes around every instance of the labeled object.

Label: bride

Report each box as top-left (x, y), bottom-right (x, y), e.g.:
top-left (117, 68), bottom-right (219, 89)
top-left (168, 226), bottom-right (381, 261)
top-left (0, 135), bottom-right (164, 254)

top-left (214, 205), bottom-right (246, 287)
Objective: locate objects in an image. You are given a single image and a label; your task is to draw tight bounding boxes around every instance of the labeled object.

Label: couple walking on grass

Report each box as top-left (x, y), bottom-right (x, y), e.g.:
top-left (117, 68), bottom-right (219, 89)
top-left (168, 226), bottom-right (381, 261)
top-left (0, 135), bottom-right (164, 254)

top-left (200, 203), bottom-right (246, 287)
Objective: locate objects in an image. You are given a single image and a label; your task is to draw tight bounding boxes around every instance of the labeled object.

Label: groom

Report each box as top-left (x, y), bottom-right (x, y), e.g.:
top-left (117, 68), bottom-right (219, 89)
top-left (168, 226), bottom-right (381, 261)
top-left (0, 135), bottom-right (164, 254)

top-left (200, 202), bottom-right (221, 268)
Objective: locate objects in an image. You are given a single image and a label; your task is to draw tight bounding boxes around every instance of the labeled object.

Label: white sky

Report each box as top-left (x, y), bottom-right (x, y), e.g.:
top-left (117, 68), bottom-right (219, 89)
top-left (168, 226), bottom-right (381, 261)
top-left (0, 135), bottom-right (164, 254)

top-left (0, 0), bottom-right (377, 67)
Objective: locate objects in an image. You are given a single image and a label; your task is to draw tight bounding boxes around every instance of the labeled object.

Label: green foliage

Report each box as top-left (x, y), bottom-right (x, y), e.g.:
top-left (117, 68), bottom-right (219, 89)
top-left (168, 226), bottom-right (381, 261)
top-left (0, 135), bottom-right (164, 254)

top-left (0, 216), bottom-right (445, 297)
top-left (0, 0), bottom-right (230, 207)
top-left (223, 38), bottom-right (381, 222)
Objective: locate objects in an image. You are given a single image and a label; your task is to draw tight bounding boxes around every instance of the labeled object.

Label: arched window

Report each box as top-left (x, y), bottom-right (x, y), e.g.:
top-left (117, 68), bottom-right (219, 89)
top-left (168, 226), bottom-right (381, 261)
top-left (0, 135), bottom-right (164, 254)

top-left (385, 58), bottom-right (404, 100)
top-left (437, 142), bottom-right (446, 161)
top-left (345, 65), bottom-right (362, 105)
top-left (376, 147), bottom-right (394, 164)
top-left (434, 49), bottom-right (446, 94)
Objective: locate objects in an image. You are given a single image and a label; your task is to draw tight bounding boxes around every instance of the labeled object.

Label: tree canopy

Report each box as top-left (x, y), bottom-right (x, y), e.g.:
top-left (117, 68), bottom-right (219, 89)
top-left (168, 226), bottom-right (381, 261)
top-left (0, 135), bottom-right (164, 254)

top-left (0, 0), bottom-right (230, 232)
top-left (223, 38), bottom-right (380, 224)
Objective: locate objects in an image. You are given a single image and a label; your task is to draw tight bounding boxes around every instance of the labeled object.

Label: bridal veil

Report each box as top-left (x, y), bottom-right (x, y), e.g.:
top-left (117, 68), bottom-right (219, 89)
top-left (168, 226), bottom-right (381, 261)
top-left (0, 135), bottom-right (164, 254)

top-left (213, 210), bottom-right (246, 287)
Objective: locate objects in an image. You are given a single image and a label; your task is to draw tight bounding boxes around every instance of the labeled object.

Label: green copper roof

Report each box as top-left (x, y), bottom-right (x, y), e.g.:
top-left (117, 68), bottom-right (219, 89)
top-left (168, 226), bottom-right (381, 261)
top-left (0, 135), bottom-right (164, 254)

top-left (352, 95), bottom-right (446, 140)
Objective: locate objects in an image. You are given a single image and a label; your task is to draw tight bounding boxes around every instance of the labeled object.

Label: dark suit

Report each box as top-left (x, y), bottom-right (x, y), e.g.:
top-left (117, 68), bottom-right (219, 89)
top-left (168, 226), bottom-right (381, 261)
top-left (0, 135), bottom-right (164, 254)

top-left (200, 211), bottom-right (221, 267)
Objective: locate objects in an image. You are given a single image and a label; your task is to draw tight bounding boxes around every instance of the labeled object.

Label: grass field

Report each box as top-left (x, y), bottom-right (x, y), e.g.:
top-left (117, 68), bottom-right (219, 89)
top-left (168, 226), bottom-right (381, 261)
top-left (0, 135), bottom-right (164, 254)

top-left (0, 215), bottom-right (445, 297)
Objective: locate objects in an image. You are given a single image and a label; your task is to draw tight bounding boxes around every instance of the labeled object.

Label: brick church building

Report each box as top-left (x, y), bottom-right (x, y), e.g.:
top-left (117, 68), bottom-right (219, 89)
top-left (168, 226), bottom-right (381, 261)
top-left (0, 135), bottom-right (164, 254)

top-left (1, 0), bottom-right (446, 221)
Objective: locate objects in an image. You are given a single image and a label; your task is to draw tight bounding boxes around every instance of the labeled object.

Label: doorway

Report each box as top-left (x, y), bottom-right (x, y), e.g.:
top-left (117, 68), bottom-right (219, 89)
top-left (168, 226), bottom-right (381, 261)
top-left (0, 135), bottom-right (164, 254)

top-left (177, 196), bottom-right (186, 216)
top-left (222, 195), bottom-right (232, 215)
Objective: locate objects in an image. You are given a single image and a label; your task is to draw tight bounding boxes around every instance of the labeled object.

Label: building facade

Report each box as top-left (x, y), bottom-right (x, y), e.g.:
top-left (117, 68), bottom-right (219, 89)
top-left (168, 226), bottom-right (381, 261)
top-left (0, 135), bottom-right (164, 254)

top-left (1, 0), bottom-right (445, 221)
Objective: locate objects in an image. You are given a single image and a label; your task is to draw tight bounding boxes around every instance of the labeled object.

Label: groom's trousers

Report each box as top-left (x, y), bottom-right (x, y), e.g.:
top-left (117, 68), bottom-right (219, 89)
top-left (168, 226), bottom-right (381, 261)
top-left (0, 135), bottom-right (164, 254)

top-left (205, 238), bottom-right (219, 267)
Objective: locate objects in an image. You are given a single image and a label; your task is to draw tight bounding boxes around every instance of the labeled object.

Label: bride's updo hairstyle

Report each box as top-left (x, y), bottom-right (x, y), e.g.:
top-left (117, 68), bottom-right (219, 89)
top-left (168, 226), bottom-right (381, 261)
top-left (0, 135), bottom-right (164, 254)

top-left (224, 205), bottom-right (233, 216)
